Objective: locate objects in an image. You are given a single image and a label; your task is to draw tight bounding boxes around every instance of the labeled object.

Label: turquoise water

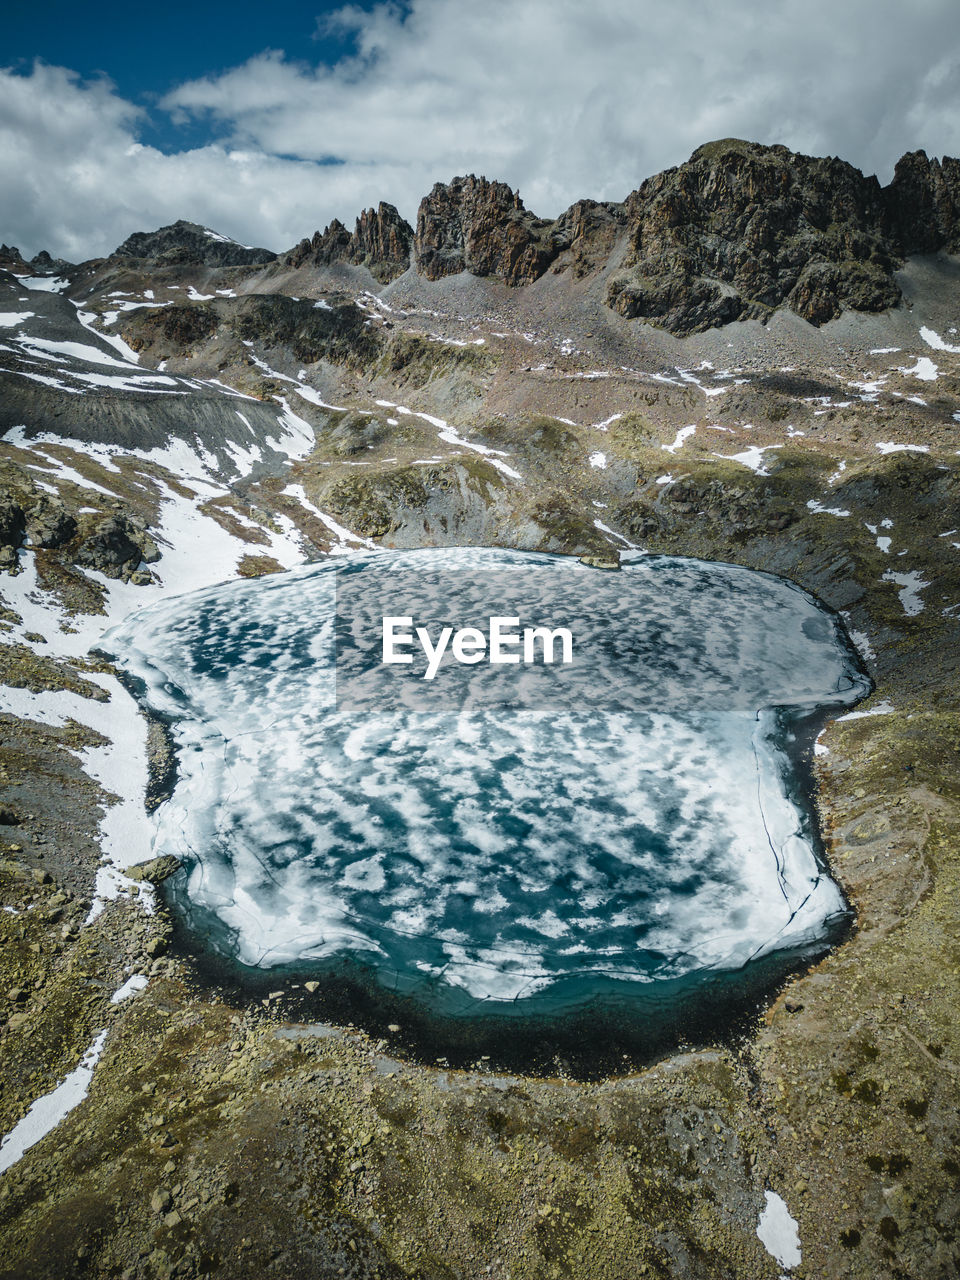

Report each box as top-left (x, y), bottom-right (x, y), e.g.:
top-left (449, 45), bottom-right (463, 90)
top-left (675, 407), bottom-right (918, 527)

top-left (101, 549), bottom-right (869, 1027)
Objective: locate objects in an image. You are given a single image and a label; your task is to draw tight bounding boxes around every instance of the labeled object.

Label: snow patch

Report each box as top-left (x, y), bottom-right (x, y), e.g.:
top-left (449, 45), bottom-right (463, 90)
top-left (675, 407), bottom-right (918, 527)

top-left (898, 356), bottom-right (938, 381)
top-left (663, 425), bottom-right (696, 454)
top-left (715, 445), bottom-right (782, 475)
top-left (837, 700), bottom-right (895, 722)
top-left (110, 974), bottom-right (148, 1004)
top-left (876, 442), bottom-right (929, 455)
top-left (882, 570), bottom-right (929, 616)
top-left (757, 1191), bottom-right (801, 1270)
top-left (0, 1030), bottom-right (108, 1174)
top-left (806, 500), bottom-right (850, 518)
top-left (920, 326), bottom-right (960, 353)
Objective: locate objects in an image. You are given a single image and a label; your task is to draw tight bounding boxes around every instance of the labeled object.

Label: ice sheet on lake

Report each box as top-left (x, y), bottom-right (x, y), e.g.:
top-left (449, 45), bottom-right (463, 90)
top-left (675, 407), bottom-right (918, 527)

top-left (101, 550), bottom-right (869, 1010)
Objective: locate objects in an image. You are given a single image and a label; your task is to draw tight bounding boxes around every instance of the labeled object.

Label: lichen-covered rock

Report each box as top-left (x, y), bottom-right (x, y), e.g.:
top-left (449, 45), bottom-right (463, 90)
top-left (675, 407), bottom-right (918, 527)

top-left (26, 495), bottom-right (77, 549)
top-left (126, 855), bottom-right (182, 884)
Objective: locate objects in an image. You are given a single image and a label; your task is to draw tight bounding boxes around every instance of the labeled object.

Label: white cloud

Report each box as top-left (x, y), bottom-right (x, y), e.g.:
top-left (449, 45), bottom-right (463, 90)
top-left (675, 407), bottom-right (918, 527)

top-left (4, 0), bottom-right (960, 260)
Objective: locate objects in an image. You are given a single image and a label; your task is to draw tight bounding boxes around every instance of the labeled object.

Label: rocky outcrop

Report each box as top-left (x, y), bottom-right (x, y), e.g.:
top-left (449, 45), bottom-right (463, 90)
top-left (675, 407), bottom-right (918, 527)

top-left (284, 204), bottom-right (411, 281)
top-left (285, 203), bottom-right (412, 283)
top-left (74, 514), bottom-right (159, 580)
top-left (126, 304), bottom-right (220, 357)
top-left (402, 143), bottom-right (960, 333)
top-left (606, 140), bottom-right (905, 334)
top-left (231, 295), bottom-right (381, 367)
top-left (354, 204), bottom-right (413, 280)
top-left (414, 176), bottom-right (561, 285)
top-left (114, 220), bottom-right (276, 268)
top-left (29, 249), bottom-right (75, 275)
top-left (550, 199), bottom-right (627, 279)
top-left (0, 245), bottom-right (27, 271)
top-left (0, 496), bottom-right (25, 571)
top-left (26, 496), bottom-right (76, 549)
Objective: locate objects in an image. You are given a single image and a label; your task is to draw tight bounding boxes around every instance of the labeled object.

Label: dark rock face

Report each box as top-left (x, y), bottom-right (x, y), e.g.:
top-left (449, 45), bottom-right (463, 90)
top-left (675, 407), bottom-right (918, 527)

top-left (885, 150), bottom-right (960, 254)
top-left (74, 515), bottom-right (158, 580)
top-left (26, 495), bottom-right (77, 549)
top-left (0, 497), bottom-right (25, 570)
top-left (285, 203), bottom-right (412, 283)
top-left (402, 143), bottom-right (960, 334)
top-left (232, 295), bottom-right (380, 367)
top-left (114, 220), bottom-right (276, 267)
top-left (414, 176), bottom-right (561, 285)
top-left (0, 497), bottom-right (25, 549)
top-left (607, 140), bottom-right (904, 334)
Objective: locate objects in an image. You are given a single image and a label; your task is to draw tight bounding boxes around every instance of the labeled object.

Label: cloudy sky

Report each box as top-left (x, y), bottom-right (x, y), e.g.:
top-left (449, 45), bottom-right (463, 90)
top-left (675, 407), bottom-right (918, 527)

top-left (4, 0), bottom-right (960, 260)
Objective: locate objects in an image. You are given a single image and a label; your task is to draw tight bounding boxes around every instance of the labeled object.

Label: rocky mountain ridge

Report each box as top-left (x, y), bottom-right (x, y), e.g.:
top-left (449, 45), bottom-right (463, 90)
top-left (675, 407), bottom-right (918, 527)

top-left (114, 219), bottom-right (276, 268)
top-left (275, 140), bottom-right (960, 336)
top-left (284, 201), bottom-right (412, 283)
top-left (23, 140), bottom-right (959, 338)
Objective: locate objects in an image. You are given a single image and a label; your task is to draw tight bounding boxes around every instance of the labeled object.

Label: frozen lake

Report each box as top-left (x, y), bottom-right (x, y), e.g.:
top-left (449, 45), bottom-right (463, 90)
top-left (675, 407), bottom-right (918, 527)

top-left (100, 549), bottom-right (870, 1026)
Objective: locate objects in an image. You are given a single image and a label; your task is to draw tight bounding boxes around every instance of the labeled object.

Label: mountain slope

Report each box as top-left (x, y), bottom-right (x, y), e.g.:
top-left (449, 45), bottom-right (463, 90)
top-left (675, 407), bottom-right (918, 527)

top-left (0, 141), bottom-right (959, 1280)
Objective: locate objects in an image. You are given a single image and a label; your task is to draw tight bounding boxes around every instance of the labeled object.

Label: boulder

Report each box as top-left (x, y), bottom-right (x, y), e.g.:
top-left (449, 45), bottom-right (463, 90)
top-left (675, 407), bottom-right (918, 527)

top-left (126, 855), bottom-right (182, 884)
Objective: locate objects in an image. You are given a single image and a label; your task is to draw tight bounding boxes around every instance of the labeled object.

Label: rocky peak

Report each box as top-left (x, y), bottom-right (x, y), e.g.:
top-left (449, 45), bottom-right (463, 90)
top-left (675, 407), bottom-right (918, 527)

top-left (285, 203), bottom-right (412, 283)
top-left (0, 244), bottom-right (27, 271)
top-left (29, 249), bottom-right (75, 275)
top-left (608, 139), bottom-right (901, 333)
top-left (114, 220), bottom-right (277, 268)
top-left (885, 149), bottom-right (960, 254)
top-left (414, 175), bottom-right (560, 285)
